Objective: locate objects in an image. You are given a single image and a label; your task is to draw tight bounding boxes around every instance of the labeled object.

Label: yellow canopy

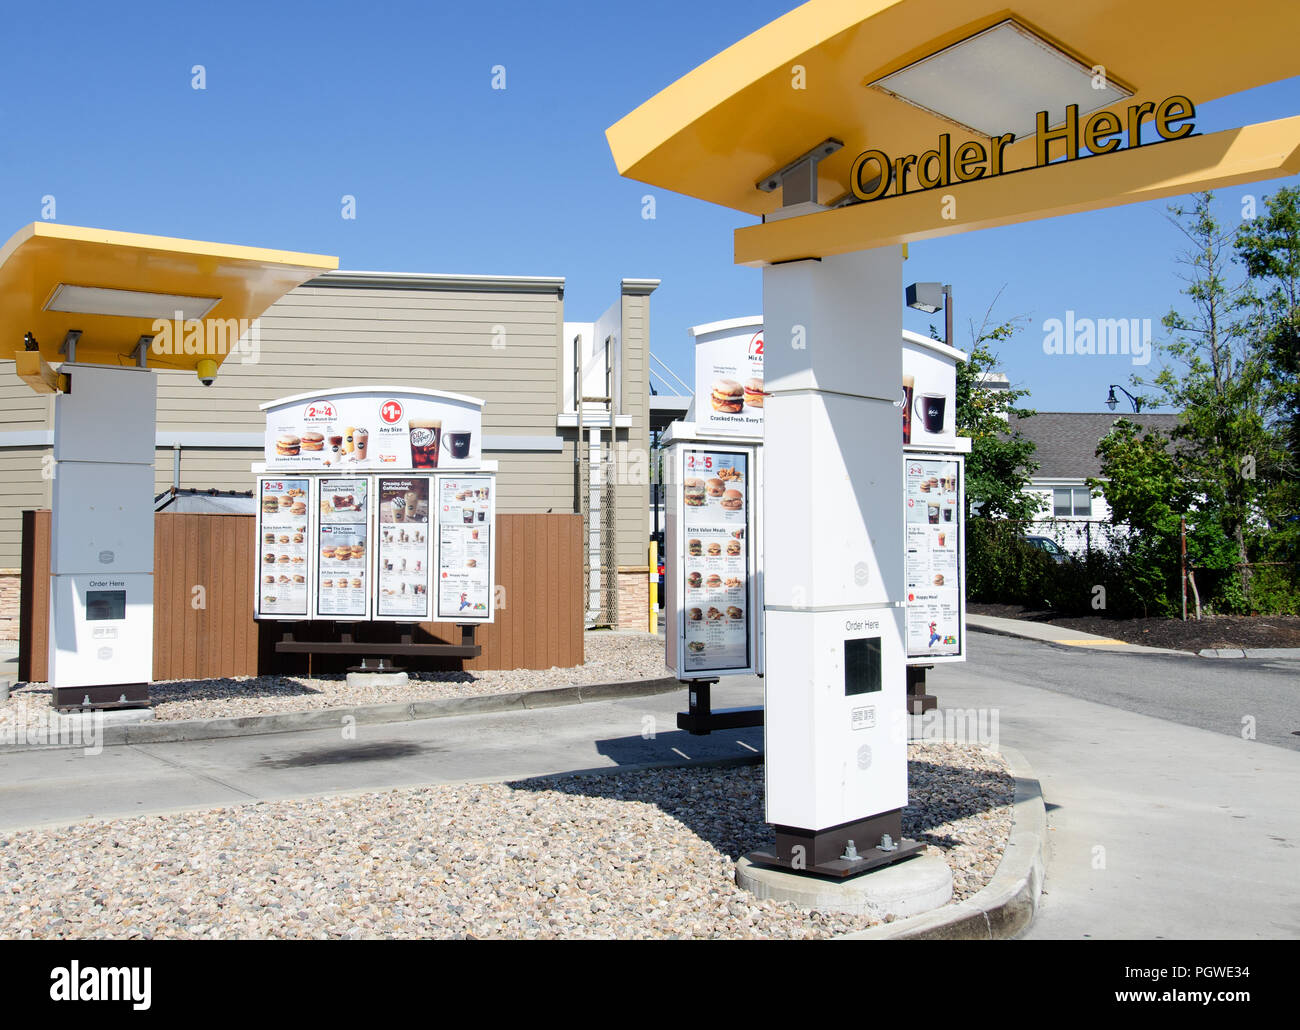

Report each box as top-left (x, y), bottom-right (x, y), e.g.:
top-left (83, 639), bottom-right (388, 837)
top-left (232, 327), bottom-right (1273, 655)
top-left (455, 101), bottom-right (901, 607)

top-left (0, 222), bottom-right (337, 374)
top-left (607, 0), bottom-right (1300, 218)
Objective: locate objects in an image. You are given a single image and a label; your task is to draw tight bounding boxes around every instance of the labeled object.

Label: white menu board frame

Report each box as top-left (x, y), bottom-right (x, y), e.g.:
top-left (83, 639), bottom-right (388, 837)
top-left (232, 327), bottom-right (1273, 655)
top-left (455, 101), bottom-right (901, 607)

top-left (261, 387), bottom-right (484, 473)
top-left (669, 443), bottom-right (759, 678)
top-left (434, 474), bottom-right (497, 623)
top-left (692, 320), bottom-right (765, 437)
top-left (313, 476), bottom-right (372, 621)
top-left (373, 475), bottom-right (434, 622)
top-left (254, 476), bottom-right (313, 620)
top-left (904, 453), bottom-right (965, 663)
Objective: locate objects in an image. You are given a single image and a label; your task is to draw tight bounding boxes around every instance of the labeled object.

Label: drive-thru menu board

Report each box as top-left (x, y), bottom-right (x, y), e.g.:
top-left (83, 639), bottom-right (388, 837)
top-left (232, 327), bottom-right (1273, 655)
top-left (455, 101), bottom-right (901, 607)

top-left (681, 449), bottom-right (751, 672)
top-left (437, 476), bottom-right (494, 620)
top-left (904, 456), bottom-right (963, 659)
top-left (315, 477), bottom-right (370, 619)
top-left (256, 477), bottom-right (311, 618)
top-left (375, 476), bottom-right (431, 620)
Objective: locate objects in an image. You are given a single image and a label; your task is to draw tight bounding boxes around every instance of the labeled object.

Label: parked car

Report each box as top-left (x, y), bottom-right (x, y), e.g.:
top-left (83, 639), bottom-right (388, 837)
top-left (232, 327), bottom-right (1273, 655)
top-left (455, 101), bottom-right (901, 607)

top-left (1022, 534), bottom-right (1070, 564)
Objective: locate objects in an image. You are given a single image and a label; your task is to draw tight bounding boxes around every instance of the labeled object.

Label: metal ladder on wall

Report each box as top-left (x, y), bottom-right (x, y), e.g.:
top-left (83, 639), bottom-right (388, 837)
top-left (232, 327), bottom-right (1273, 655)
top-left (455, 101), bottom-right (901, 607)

top-left (575, 332), bottom-right (619, 627)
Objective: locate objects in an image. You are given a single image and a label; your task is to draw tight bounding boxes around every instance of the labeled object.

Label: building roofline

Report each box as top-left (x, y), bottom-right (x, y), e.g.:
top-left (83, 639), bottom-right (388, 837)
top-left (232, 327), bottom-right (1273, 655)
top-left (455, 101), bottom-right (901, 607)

top-left (307, 269), bottom-right (566, 295)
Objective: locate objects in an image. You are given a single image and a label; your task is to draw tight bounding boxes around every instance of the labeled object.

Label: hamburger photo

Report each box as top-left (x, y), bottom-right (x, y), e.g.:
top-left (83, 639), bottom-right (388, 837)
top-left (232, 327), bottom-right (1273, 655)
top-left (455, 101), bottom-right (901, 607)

top-left (261, 496), bottom-right (280, 515)
top-left (688, 607), bottom-right (703, 621)
top-left (263, 532), bottom-right (276, 544)
top-left (275, 435), bottom-right (301, 457)
top-left (726, 539), bottom-right (741, 556)
top-left (706, 574), bottom-right (722, 588)
top-left (710, 378), bottom-right (743, 413)
top-left (744, 378), bottom-right (765, 408)
top-left (706, 478), bottom-right (724, 497)
top-left (688, 538), bottom-right (702, 556)
top-left (721, 489), bottom-right (743, 511)
top-left (301, 432), bottom-right (324, 452)
top-left (687, 571), bottom-right (702, 588)
top-left (263, 552), bottom-right (276, 564)
top-left (727, 606), bottom-right (743, 620)
top-left (707, 541), bottom-right (722, 556)
top-left (684, 478), bottom-right (706, 506)
top-left (706, 606), bottom-right (724, 620)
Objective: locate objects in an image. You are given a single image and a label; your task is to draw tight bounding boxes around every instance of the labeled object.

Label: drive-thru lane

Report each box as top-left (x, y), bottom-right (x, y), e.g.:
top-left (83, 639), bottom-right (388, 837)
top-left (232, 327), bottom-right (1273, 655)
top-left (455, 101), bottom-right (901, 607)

top-left (0, 679), bottom-right (763, 832)
top-left (4, 634), bottom-right (1297, 939)
top-left (931, 633), bottom-right (1300, 939)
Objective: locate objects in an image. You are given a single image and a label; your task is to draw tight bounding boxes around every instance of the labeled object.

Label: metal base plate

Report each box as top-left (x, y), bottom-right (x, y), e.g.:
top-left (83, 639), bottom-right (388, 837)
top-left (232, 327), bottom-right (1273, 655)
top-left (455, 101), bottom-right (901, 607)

top-left (53, 682), bottom-right (150, 712)
top-left (747, 838), bottom-right (926, 879)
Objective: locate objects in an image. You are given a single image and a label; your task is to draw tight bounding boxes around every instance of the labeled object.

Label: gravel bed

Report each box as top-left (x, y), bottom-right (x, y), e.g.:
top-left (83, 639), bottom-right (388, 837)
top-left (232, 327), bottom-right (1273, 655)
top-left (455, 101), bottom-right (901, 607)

top-left (0, 631), bottom-right (670, 725)
top-left (0, 744), bottom-right (1013, 939)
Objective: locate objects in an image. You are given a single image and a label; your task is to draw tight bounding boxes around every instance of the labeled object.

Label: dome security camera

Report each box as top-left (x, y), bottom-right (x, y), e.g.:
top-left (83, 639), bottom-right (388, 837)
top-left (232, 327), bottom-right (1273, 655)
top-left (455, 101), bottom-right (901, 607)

top-left (196, 358), bottom-right (218, 387)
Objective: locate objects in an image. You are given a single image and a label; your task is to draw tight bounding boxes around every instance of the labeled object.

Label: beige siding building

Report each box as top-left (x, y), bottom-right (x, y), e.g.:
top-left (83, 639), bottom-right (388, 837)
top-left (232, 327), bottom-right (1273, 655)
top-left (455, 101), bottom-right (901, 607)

top-left (0, 271), bottom-right (657, 639)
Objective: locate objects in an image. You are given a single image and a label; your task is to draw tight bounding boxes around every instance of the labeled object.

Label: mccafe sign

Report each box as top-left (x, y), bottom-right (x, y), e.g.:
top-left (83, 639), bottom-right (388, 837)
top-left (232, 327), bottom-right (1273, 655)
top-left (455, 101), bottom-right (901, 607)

top-left (850, 95), bottom-right (1196, 202)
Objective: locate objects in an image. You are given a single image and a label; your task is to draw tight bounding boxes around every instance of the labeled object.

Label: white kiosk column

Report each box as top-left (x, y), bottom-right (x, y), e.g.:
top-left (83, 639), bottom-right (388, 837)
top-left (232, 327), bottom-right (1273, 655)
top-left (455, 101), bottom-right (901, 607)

top-left (47, 363), bottom-right (157, 709)
top-left (756, 245), bottom-right (923, 876)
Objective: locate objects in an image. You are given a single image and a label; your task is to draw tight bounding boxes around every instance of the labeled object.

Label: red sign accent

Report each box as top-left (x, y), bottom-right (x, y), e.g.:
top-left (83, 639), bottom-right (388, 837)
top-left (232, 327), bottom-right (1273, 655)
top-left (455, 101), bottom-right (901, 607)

top-left (380, 400), bottom-right (404, 424)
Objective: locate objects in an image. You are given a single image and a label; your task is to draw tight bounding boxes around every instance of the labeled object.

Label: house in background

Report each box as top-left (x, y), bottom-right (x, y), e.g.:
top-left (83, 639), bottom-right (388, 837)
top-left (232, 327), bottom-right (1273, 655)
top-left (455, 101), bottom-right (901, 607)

top-left (1009, 412), bottom-right (1182, 555)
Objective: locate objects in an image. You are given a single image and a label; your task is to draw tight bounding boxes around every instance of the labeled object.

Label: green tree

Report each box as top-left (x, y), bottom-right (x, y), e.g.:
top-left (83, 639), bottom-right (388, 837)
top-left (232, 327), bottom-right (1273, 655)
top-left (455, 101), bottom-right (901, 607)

top-left (1134, 192), bottom-right (1275, 604)
top-left (1234, 186), bottom-right (1300, 563)
top-left (951, 306), bottom-right (1041, 521)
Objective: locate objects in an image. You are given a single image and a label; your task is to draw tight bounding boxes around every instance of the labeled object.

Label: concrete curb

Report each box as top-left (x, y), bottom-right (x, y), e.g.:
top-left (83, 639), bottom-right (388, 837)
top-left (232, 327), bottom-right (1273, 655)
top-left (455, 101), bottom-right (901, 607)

top-left (0, 675), bottom-right (683, 753)
top-left (839, 745), bottom-right (1045, 940)
top-left (1199, 647), bottom-right (1300, 660)
top-left (967, 618), bottom-right (1192, 656)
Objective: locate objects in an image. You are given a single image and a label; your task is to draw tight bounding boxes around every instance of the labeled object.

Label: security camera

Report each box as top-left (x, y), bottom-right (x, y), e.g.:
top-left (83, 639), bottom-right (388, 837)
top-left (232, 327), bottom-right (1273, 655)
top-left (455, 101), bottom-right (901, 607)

top-left (196, 358), bottom-right (217, 387)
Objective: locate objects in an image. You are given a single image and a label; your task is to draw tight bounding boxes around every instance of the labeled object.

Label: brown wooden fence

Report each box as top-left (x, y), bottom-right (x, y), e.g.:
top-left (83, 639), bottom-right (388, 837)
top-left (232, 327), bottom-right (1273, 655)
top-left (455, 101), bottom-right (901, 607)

top-left (19, 511), bottom-right (582, 682)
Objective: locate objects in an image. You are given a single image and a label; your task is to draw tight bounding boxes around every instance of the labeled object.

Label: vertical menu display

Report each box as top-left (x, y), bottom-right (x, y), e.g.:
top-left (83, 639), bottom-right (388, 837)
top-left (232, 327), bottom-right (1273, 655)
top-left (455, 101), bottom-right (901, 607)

top-left (681, 449), bottom-right (750, 672)
top-left (436, 476), bottom-right (494, 620)
top-left (375, 476), bottom-right (432, 620)
top-left (315, 477), bottom-right (370, 619)
top-left (256, 477), bottom-right (311, 618)
top-left (904, 457), bottom-right (962, 658)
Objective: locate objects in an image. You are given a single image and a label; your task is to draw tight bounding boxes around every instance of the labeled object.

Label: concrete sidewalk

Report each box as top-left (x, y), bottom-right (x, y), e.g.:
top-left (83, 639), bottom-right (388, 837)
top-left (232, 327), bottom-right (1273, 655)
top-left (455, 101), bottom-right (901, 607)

top-left (968, 613), bottom-right (1191, 655)
top-left (929, 648), bottom-right (1300, 938)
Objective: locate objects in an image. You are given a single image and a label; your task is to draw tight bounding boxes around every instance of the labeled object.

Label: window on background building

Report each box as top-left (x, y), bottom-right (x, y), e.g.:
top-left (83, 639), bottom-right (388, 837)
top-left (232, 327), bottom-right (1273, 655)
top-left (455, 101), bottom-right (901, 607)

top-left (1053, 487), bottom-right (1092, 517)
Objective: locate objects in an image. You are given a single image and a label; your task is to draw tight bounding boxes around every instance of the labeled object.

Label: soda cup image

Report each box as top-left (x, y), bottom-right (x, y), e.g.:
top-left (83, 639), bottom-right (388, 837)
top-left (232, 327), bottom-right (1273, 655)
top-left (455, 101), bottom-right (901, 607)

top-left (408, 420), bottom-right (441, 468)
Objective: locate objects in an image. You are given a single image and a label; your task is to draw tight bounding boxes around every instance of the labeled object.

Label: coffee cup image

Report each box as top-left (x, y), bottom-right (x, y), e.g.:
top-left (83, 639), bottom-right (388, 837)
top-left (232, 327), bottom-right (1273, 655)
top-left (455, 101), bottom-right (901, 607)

top-left (446, 431), bottom-right (472, 460)
top-left (915, 393), bottom-right (947, 435)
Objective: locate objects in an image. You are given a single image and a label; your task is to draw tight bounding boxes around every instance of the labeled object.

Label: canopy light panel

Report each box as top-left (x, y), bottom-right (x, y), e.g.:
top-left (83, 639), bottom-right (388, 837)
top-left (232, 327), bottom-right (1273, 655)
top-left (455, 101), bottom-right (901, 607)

top-left (44, 284), bottom-right (220, 322)
top-left (871, 21), bottom-right (1131, 140)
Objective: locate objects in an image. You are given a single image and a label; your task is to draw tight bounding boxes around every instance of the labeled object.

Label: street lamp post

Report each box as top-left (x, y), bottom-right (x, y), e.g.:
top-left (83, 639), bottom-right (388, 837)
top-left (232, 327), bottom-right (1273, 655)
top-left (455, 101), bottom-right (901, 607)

top-left (905, 281), bottom-right (953, 346)
top-left (1105, 384), bottom-right (1143, 412)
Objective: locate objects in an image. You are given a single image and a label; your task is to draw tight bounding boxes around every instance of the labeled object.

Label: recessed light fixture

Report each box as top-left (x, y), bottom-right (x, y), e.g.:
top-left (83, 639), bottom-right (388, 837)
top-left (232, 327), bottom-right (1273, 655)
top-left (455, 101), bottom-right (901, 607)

top-left (870, 20), bottom-right (1131, 140)
top-left (44, 284), bottom-right (219, 321)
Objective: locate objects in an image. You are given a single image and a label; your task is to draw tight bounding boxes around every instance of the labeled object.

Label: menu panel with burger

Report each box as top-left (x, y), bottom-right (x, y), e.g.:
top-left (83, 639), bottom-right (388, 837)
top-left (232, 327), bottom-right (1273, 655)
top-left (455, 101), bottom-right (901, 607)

top-left (315, 477), bottom-right (369, 619)
top-left (256, 477), bottom-right (311, 618)
top-left (694, 329), bottom-right (764, 437)
top-left (681, 449), bottom-right (750, 672)
top-left (263, 391), bottom-right (482, 473)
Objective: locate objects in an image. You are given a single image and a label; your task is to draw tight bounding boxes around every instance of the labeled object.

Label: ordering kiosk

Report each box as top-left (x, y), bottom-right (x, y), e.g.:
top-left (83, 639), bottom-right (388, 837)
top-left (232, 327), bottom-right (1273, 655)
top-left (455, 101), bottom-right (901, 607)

top-left (901, 331), bottom-right (970, 713)
top-left (666, 317), bottom-right (970, 878)
top-left (47, 363), bottom-right (158, 708)
top-left (1, 222), bottom-right (337, 711)
top-left (254, 387), bottom-right (496, 666)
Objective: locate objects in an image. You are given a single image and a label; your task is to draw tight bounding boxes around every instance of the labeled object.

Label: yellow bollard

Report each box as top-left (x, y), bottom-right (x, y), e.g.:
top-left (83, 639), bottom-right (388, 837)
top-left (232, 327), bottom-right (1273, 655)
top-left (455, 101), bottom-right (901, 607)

top-left (649, 540), bottom-right (658, 634)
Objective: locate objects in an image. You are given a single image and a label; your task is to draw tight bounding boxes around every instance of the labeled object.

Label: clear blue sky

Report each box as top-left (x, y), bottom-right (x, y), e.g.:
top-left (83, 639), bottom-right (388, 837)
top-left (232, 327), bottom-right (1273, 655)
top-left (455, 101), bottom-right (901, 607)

top-left (2, 1), bottom-right (1296, 413)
